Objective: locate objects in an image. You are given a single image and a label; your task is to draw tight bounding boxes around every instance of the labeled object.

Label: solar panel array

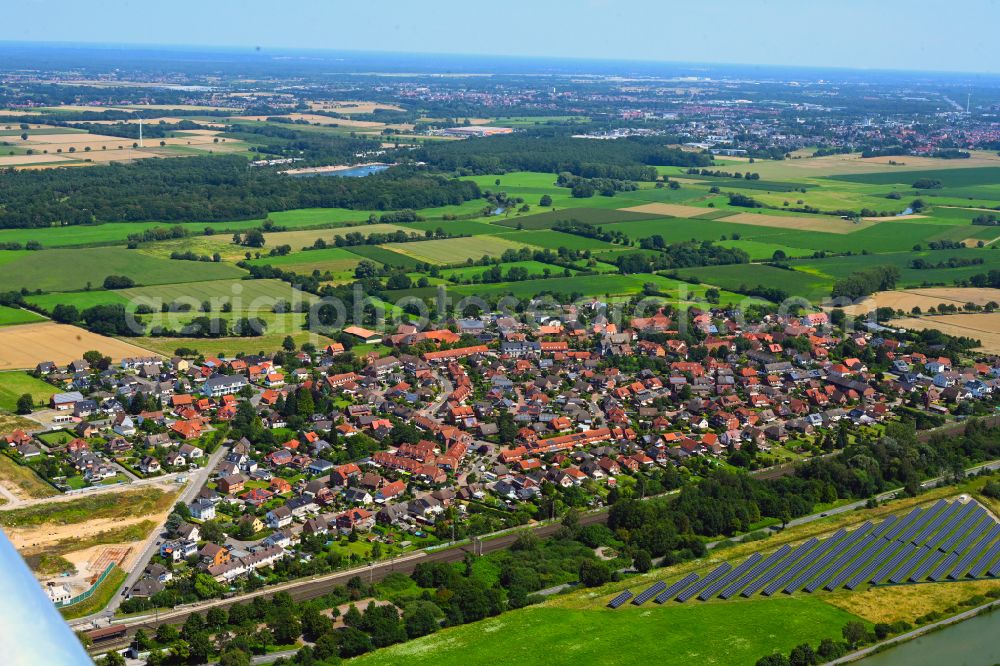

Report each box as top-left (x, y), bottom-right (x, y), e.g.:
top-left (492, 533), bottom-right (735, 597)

top-left (607, 590), bottom-right (633, 609)
top-left (655, 573), bottom-right (699, 604)
top-left (607, 499), bottom-right (1000, 610)
top-left (631, 581), bottom-right (666, 606)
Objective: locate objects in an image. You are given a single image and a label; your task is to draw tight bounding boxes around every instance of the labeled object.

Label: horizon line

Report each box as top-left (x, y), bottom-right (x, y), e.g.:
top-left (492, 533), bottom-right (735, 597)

top-left (1, 39), bottom-right (999, 79)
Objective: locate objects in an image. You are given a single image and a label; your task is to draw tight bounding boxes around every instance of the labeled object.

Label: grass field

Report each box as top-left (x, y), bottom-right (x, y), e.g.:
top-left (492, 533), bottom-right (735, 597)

top-left (384, 236), bottom-right (533, 265)
top-left (440, 261), bottom-right (576, 282)
top-left (345, 245), bottom-right (427, 269)
top-left (494, 207), bottom-right (660, 229)
top-left (352, 597), bottom-right (860, 666)
top-left (244, 247), bottom-right (362, 274)
top-left (513, 230), bottom-right (622, 251)
top-left (678, 264), bottom-right (832, 300)
top-left (831, 166), bottom-right (1000, 188)
top-left (0, 247), bottom-right (245, 292)
top-left (0, 371), bottom-right (58, 412)
top-left (0, 306), bottom-right (46, 327)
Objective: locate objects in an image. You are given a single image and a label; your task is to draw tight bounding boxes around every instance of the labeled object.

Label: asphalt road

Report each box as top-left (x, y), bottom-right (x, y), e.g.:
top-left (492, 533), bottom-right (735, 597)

top-left (72, 445), bottom-right (230, 626)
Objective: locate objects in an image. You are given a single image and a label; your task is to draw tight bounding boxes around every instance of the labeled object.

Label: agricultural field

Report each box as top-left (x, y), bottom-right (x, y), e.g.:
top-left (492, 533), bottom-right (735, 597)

top-left (265, 224), bottom-right (413, 250)
top-left (244, 248), bottom-right (362, 275)
top-left (440, 261), bottom-right (577, 282)
top-left (678, 264), bottom-right (832, 300)
top-left (790, 248), bottom-right (1000, 289)
top-left (383, 236), bottom-right (534, 265)
top-left (494, 207), bottom-right (660, 230)
top-left (0, 247), bottom-right (244, 292)
top-left (346, 245), bottom-right (428, 270)
top-left (830, 166), bottom-right (1000, 188)
top-left (0, 371), bottom-right (57, 412)
top-left (512, 230), bottom-right (622, 251)
top-left (891, 313), bottom-right (1000, 353)
top-left (842, 287), bottom-right (1000, 316)
top-left (0, 306), bottom-right (46, 327)
top-left (0, 322), bottom-right (160, 370)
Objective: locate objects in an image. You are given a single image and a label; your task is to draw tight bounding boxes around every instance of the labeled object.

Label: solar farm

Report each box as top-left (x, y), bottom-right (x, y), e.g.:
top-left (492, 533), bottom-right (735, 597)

top-left (610, 498), bottom-right (1000, 609)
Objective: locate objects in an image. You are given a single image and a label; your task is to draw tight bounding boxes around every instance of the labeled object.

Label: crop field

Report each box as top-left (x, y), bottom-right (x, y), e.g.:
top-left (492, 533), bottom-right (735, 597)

top-left (494, 207), bottom-right (660, 229)
top-left (621, 203), bottom-right (719, 218)
top-left (119, 278), bottom-right (315, 310)
top-left (244, 247), bottom-right (362, 274)
top-left (831, 166), bottom-right (1000, 188)
top-left (383, 235), bottom-right (534, 265)
top-left (722, 211), bottom-right (873, 234)
top-left (407, 219), bottom-right (511, 235)
top-left (511, 230), bottom-right (621, 251)
top-left (716, 239), bottom-right (816, 260)
top-left (0, 306), bottom-right (46, 327)
top-left (440, 260), bottom-right (577, 282)
top-left (791, 249), bottom-right (1000, 288)
top-left (0, 322), bottom-right (160, 370)
top-left (352, 597), bottom-right (859, 666)
top-left (678, 264), bottom-right (832, 300)
top-left (891, 313), bottom-right (1000, 353)
top-left (0, 371), bottom-right (57, 411)
top-left (842, 287), bottom-right (1000, 316)
top-left (264, 224), bottom-right (412, 250)
top-left (0, 247), bottom-right (244, 292)
top-left (24, 290), bottom-right (131, 315)
top-left (0, 219), bottom-right (280, 249)
top-left (342, 245), bottom-right (426, 269)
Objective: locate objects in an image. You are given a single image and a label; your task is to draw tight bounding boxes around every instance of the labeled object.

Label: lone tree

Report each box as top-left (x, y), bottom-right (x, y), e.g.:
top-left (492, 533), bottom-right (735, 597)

top-left (15, 393), bottom-right (33, 414)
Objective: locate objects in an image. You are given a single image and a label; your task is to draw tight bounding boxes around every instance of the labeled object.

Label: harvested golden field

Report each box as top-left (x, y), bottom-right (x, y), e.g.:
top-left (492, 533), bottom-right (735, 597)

top-left (0, 154), bottom-right (74, 166)
top-left (308, 100), bottom-right (404, 114)
top-left (843, 287), bottom-right (1000, 316)
top-left (747, 151), bottom-right (1000, 179)
top-left (620, 203), bottom-right (717, 218)
top-left (0, 322), bottom-right (160, 370)
top-left (265, 224), bottom-right (412, 249)
top-left (891, 313), bottom-right (1000, 353)
top-left (723, 211), bottom-right (872, 233)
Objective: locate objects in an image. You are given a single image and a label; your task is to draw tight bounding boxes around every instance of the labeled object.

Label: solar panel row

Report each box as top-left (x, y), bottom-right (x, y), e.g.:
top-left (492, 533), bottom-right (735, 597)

top-left (786, 527), bottom-right (867, 594)
top-left (871, 543), bottom-right (916, 585)
top-left (698, 553), bottom-right (762, 601)
top-left (763, 531), bottom-right (846, 597)
top-left (806, 526), bottom-right (875, 592)
top-left (928, 553), bottom-right (958, 582)
top-left (967, 536), bottom-right (1000, 579)
top-left (909, 500), bottom-right (953, 545)
top-left (743, 538), bottom-right (819, 597)
top-left (607, 590), bottom-right (633, 609)
top-left (925, 501), bottom-right (976, 552)
top-left (950, 513), bottom-right (992, 555)
top-left (889, 546), bottom-right (933, 584)
top-left (870, 515), bottom-right (898, 539)
top-left (952, 525), bottom-right (1000, 580)
top-left (631, 581), bottom-right (667, 606)
top-left (898, 500), bottom-right (945, 544)
top-left (882, 508), bottom-right (922, 542)
top-left (845, 541), bottom-right (906, 590)
top-left (909, 548), bottom-right (947, 582)
top-left (988, 556), bottom-right (1000, 578)
top-left (676, 563), bottom-right (732, 603)
top-left (948, 525), bottom-right (1000, 579)
top-left (655, 573), bottom-right (699, 604)
top-left (936, 506), bottom-right (985, 553)
top-left (719, 545), bottom-right (792, 600)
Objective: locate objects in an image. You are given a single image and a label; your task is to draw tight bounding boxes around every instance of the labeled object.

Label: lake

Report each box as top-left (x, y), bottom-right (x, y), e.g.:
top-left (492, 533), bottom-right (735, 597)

top-left (860, 607), bottom-right (1000, 666)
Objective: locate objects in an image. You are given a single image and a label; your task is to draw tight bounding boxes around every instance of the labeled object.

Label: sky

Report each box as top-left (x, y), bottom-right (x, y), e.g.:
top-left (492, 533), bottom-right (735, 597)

top-left (2, 0), bottom-right (998, 74)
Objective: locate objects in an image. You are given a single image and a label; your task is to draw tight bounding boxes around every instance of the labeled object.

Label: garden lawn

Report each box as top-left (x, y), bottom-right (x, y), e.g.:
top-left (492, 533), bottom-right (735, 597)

top-left (351, 597), bottom-right (861, 666)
